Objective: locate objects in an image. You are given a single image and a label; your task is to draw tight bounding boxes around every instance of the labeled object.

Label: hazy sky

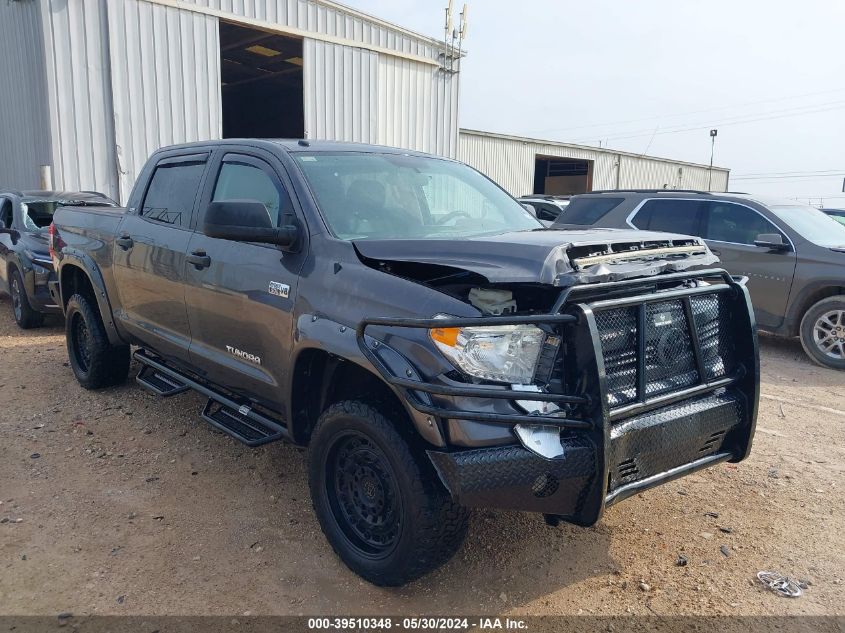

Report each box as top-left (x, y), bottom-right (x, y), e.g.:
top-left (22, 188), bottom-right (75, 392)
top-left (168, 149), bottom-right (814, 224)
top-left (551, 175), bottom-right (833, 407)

top-left (344, 0), bottom-right (845, 205)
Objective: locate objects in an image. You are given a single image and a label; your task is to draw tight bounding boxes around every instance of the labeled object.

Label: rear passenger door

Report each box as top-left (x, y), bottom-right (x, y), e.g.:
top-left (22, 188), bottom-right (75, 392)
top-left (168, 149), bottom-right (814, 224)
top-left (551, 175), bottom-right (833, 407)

top-left (183, 150), bottom-right (307, 413)
top-left (112, 152), bottom-right (209, 363)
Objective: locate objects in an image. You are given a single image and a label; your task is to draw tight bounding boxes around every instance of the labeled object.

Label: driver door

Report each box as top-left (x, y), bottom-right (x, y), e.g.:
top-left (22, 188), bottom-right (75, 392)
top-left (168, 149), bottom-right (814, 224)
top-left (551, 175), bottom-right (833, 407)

top-left (700, 201), bottom-right (797, 329)
top-left (184, 150), bottom-right (307, 412)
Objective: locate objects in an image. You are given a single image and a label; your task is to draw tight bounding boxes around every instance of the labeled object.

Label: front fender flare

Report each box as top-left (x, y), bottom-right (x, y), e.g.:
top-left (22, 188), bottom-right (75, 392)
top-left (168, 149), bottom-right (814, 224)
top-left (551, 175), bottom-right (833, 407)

top-left (291, 313), bottom-right (446, 447)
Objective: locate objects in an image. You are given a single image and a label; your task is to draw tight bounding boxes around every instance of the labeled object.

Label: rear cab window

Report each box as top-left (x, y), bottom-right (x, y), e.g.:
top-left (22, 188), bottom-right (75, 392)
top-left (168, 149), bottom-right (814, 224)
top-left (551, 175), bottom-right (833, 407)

top-left (554, 197), bottom-right (624, 226)
top-left (141, 155), bottom-right (207, 229)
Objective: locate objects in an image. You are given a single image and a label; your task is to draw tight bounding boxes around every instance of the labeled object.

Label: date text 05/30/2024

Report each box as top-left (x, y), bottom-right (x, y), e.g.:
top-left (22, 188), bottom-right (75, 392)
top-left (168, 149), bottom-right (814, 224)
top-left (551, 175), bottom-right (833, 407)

top-left (307, 617), bottom-right (529, 630)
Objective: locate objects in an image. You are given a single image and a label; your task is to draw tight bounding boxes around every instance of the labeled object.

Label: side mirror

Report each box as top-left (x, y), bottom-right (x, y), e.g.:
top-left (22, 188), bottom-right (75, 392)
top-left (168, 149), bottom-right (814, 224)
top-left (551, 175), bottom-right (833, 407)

top-left (753, 233), bottom-right (789, 252)
top-left (522, 203), bottom-right (537, 217)
top-left (204, 200), bottom-right (299, 250)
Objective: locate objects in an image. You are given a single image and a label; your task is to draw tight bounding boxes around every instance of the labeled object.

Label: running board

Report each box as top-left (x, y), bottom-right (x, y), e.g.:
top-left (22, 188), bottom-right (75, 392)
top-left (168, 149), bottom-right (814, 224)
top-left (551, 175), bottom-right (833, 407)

top-left (201, 400), bottom-right (286, 447)
top-left (136, 365), bottom-right (190, 396)
top-left (133, 350), bottom-right (290, 447)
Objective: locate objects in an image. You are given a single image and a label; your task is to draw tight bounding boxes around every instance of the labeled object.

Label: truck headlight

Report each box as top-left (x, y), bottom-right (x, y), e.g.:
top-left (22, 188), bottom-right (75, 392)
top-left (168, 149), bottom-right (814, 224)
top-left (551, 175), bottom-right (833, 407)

top-left (429, 324), bottom-right (545, 384)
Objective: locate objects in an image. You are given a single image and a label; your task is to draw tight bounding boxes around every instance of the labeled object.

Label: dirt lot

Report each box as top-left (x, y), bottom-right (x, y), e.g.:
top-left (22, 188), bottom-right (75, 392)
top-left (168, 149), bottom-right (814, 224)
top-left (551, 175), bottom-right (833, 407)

top-left (1, 295), bottom-right (843, 617)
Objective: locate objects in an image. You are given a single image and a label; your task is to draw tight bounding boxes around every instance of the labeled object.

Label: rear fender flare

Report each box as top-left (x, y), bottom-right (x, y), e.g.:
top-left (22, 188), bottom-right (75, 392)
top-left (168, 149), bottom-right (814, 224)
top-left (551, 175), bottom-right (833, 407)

top-left (57, 251), bottom-right (123, 345)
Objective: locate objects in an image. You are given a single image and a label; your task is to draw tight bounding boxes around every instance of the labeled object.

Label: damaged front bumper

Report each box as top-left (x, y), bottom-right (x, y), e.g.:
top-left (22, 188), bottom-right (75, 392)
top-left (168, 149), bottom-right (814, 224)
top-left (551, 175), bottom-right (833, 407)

top-left (357, 268), bottom-right (759, 526)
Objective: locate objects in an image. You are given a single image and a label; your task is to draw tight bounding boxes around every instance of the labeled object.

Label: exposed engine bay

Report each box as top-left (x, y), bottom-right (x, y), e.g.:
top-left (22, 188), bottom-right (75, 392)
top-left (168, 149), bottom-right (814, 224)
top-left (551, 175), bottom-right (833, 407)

top-left (354, 228), bottom-right (718, 315)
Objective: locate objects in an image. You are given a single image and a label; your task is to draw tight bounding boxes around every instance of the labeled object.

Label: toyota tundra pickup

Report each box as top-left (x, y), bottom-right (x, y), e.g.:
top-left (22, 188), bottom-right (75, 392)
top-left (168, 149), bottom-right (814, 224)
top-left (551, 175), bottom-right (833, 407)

top-left (50, 139), bottom-right (759, 586)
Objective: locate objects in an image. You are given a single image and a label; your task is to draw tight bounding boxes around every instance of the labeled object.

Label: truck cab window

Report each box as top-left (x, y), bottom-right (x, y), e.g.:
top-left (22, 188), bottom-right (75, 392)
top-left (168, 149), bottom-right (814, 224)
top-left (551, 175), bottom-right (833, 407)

top-left (141, 161), bottom-right (205, 228)
top-left (212, 162), bottom-right (290, 226)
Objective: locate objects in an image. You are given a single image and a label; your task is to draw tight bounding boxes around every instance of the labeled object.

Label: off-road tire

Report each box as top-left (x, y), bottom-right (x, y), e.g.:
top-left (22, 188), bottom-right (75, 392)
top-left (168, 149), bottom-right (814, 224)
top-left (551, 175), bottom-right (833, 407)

top-left (65, 293), bottom-right (130, 389)
top-left (9, 269), bottom-right (44, 329)
top-left (308, 400), bottom-right (469, 586)
top-left (799, 295), bottom-right (845, 370)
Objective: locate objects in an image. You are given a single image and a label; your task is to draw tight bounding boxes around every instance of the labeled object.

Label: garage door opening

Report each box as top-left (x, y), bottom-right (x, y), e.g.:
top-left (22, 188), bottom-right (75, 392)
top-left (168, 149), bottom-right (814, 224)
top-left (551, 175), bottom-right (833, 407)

top-left (219, 21), bottom-right (304, 138)
top-left (533, 156), bottom-right (593, 195)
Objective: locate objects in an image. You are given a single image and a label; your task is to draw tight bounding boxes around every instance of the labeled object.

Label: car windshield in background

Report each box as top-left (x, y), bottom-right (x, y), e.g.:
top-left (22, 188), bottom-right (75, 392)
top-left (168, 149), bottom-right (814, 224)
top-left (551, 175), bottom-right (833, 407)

top-left (294, 152), bottom-right (541, 240)
top-left (21, 198), bottom-right (111, 231)
top-left (769, 205), bottom-right (845, 248)
top-left (822, 209), bottom-right (845, 226)
top-left (552, 197), bottom-right (624, 226)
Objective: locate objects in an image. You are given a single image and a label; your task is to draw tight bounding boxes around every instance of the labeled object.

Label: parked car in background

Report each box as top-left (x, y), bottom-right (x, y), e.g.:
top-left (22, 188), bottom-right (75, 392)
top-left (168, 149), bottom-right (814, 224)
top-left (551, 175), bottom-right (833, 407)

top-left (517, 195), bottom-right (570, 223)
top-left (0, 190), bottom-right (116, 328)
top-left (552, 190), bottom-right (845, 369)
top-left (821, 208), bottom-right (845, 226)
top-left (50, 140), bottom-right (758, 586)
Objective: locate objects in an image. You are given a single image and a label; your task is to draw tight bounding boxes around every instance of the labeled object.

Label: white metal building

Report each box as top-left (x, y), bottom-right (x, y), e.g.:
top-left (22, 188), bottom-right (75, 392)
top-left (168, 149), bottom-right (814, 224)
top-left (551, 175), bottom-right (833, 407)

top-left (0, 0), bottom-right (460, 201)
top-left (459, 129), bottom-right (730, 197)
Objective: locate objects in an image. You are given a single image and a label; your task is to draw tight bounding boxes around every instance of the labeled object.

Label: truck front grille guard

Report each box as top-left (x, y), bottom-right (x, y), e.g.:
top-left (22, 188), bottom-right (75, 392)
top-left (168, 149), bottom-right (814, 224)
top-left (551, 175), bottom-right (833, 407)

top-left (355, 268), bottom-right (746, 431)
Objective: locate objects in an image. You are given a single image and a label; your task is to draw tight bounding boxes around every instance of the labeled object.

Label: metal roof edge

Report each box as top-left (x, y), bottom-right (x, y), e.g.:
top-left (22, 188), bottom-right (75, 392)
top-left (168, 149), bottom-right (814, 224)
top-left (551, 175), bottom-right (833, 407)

top-left (458, 128), bottom-right (731, 173)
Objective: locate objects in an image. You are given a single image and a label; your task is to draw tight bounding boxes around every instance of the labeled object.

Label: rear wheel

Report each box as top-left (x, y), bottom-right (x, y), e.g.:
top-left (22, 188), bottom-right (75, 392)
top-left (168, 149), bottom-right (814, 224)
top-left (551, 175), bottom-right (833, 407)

top-left (308, 400), bottom-right (469, 586)
top-left (800, 296), bottom-right (845, 370)
top-left (65, 293), bottom-right (130, 389)
top-left (9, 269), bottom-right (43, 329)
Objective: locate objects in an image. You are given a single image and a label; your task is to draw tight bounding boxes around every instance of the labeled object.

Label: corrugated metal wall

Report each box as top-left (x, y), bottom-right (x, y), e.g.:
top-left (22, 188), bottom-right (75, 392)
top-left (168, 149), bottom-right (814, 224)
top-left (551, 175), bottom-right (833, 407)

top-left (38, 0), bottom-right (118, 199)
top-left (459, 130), bottom-right (730, 196)
top-left (0, 1), bottom-right (52, 190)
top-left (377, 56), bottom-right (459, 157)
top-left (180, 0), bottom-right (444, 61)
top-left (107, 0), bottom-right (222, 201)
top-left (303, 40), bottom-right (378, 144)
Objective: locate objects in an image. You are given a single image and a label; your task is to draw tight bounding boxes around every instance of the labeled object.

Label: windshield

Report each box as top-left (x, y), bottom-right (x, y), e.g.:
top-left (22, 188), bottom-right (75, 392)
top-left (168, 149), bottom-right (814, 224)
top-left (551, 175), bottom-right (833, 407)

top-left (769, 205), bottom-right (845, 248)
top-left (294, 152), bottom-right (541, 240)
top-left (20, 200), bottom-right (64, 231)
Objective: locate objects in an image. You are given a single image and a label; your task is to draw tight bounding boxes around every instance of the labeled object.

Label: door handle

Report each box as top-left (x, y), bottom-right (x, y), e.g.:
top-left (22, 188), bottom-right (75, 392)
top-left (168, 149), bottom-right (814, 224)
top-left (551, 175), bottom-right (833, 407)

top-left (187, 250), bottom-right (211, 269)
top-left (116, 234), bottom-right (134, 250)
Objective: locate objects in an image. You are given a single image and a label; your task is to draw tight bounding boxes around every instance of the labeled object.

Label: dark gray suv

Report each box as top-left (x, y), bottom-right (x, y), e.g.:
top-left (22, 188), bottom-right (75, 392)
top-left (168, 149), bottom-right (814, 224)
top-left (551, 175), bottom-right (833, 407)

top-left (553, 190), bottom-right (845, 369)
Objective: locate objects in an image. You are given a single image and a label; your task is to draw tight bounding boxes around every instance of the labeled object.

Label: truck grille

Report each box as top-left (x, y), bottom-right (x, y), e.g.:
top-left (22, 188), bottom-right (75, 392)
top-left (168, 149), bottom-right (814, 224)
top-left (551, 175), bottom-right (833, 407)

top-left (594, 293), bottom-right (734, 408)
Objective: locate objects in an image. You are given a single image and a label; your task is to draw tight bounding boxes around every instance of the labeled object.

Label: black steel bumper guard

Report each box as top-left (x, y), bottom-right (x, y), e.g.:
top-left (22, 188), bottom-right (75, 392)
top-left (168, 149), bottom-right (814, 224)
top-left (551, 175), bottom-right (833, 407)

top-left (356, 268), bottom-right (759, 525)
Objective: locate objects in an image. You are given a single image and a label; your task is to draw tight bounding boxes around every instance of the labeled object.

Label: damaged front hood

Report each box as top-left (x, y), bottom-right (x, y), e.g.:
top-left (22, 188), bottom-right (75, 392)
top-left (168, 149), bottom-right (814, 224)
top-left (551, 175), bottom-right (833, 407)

top-left (353, 228), bottom-right (718, 286)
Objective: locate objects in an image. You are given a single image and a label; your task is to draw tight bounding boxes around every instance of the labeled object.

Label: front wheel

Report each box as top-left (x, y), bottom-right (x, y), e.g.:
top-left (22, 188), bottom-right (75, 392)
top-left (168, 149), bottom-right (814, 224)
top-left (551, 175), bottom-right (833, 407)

top-left (308, 401), bottom-right (469, 586)
top-left (65, 293), bottom-right (130, 389)
top-left (9, 269), bottom-right (43, 329)
top-left (800, 295), bottom-right (845, 370)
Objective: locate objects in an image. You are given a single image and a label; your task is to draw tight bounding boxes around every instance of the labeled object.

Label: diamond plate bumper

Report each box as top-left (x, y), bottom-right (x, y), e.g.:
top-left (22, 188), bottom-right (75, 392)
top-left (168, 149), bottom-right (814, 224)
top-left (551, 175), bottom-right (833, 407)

top-left (428, 387), bottom-right (749, 524)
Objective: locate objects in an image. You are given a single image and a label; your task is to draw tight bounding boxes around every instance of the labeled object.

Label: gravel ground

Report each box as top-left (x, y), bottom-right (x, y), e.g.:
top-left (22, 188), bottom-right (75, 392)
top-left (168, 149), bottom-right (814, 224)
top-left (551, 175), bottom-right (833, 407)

top-left (1, 295), bottom-right (843, 617)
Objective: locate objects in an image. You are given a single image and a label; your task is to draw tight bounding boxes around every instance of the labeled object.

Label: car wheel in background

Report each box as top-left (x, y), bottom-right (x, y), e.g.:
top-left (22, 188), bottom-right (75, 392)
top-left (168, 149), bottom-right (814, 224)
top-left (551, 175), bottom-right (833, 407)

top-left (65, 293), bottom-right (130, 389)
top-left (308, 400), bottom-right (469, 586)
top-left (9, 269), bottom-right (44, 329)
top-left (800, 295), bottom-right (845, 370)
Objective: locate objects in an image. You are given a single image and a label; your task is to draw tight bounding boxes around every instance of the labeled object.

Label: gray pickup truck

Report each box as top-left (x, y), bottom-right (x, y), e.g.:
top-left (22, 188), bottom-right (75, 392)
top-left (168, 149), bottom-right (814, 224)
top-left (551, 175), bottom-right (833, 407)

top-left (50, 139), bottom-right (759, 586)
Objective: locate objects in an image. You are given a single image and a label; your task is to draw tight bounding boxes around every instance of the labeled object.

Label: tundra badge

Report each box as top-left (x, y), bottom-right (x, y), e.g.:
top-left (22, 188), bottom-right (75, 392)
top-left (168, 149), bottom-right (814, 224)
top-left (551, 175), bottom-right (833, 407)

top-left (226, 345), bottom-right (261, 366)
top-left (269, 281), bottom-right (290, 298)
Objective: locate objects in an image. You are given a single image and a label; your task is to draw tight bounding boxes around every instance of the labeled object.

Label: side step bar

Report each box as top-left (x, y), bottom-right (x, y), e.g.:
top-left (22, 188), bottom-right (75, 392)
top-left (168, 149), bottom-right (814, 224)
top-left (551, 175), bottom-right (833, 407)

top-left (136, 365), bottom-right (190, 396)
top-left (201, 399), bottom-right (286, 447)
top-left (133, 350), bottom-right (289, 447)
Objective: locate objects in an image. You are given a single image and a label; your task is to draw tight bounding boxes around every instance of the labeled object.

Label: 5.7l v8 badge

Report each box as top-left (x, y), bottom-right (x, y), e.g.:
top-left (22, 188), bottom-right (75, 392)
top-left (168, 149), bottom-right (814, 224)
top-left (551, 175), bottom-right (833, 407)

top-left (269, 281), bottom-right (290, 298)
